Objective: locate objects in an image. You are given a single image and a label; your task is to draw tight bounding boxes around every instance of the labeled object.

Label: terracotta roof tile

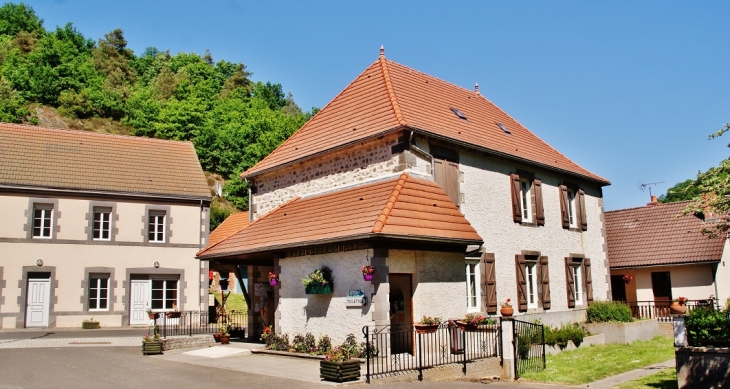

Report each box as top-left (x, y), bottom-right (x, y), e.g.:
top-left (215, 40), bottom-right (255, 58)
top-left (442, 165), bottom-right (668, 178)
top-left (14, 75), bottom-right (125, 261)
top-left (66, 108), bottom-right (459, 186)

top-left (605, 201), bottom-right (725, 268)
top-left (197, 173), bottom-right (482, 258)
top-left (243, 54), bottom-right (608, 185)
top-left (208, 212), bottom-right (249, 246)
top-left (0, 123), bottom-right (210, 199)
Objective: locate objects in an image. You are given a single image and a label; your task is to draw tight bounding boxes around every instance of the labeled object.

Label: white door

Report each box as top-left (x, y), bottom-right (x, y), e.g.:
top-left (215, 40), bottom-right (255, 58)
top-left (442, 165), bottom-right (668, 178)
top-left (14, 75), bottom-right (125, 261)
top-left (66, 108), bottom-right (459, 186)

top-left (26, 279), bottom-right (50, 327)
top-left (130, 280), bottom-right (151, 325)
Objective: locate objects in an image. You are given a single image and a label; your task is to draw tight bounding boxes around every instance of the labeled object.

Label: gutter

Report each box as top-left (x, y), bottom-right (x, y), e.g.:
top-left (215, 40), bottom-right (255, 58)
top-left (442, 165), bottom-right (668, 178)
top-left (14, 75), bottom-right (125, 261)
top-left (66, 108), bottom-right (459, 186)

top-left (0, 183), bottom-right (211, 204)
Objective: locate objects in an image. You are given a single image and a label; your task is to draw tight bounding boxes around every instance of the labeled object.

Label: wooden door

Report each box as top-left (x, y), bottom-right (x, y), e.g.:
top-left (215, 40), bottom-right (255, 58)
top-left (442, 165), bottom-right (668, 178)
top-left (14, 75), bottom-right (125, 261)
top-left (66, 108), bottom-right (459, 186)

top-left (389, 274), bottom-right (413, 354)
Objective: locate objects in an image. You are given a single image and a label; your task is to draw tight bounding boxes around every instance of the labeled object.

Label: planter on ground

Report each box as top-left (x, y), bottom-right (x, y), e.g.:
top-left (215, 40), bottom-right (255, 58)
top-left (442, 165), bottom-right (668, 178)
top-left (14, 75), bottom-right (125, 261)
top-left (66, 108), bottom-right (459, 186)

top-left (305, 283), bottom-right (333, 295)
top-left (142, 341), bottom-right (163, 355)
top-left (220, 335), bottom-right (230, 344)
top-left (414, 323), bottom-right (439, 334)
top-left (213, 333), bottom-right (221, 343)
top-left (585, 319), bottom-right (658, 344)
top-left (320, 359), bottom-right (360, 382)
top-left (82, 321), bottom-right (100, 329)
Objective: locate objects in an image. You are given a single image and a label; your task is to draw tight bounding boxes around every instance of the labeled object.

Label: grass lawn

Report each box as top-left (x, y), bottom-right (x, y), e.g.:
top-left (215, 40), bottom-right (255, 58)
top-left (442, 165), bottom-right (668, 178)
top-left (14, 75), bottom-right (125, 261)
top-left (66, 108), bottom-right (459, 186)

top-left (520, 336), bottom-right (674, 385)
top-left (617, 368), bottom-right (678, 389)
top-left (212, 292), bottom-right (248, 313)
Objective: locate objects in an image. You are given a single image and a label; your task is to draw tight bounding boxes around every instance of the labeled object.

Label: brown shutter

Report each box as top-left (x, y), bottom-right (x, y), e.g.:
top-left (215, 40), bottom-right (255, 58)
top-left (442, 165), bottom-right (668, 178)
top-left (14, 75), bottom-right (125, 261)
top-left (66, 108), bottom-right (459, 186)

top-left (578, 189), bottom-right (587, 231)
top-left (515, 255), bottom-right (528, 311)
top-left (565, 257), bottom-right (575, 308)
top-left (434, 158), bottom-right (460, 207)
top-left (510, 173), bottom-right (522, 223)
top-left (584, 258), bottom-right (593, 305)
top-left (483, 253), bottom-right (497, 314)
top-left (539, 256), bottom-right (551, 310)
top-left (559, 185), bottom-right (570, 229)
top-left (534, 179), bottom-right (545, 226)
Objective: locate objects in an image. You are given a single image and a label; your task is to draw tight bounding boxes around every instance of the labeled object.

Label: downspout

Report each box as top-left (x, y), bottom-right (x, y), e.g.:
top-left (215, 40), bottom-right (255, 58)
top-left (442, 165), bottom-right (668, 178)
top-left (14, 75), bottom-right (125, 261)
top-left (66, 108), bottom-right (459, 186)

top-left (409, 131), bottom-right (434, 178)
top-left (246, 178), bottom-right (253, 223)
top-left (199, 199), bottom-right (204, 310)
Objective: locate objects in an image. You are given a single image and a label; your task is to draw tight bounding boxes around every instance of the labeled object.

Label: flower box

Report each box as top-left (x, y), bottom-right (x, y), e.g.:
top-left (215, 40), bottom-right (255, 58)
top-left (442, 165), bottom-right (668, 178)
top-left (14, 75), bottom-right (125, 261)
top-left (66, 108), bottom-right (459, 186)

top-left (456, 321), bottom-right (498, 332)
top-left (305, 283), bottom-right (333, 295)
top-left (82, 321), bottom-right (100, 329)
top-left (142, 340), bottom-right (163, 355)
top-left (166, 311), bottom-right (181, 319)
top-left (414, 323), bottom-right (439, 334)
top-left (320, 359), bottom-right (360, 382)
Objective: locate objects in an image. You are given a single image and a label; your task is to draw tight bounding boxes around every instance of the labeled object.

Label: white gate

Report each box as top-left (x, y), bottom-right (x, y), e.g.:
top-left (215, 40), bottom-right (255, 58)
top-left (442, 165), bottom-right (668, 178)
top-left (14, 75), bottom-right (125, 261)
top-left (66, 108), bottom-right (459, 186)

top-left (26, 278), bottom-right (50, 327)
top-left (130, 280), bottom-right (151, 325)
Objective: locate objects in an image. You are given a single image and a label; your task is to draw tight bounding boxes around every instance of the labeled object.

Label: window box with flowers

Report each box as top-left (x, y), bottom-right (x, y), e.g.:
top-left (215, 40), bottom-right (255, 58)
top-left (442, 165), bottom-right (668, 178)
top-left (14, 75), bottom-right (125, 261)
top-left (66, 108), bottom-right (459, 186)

top-left (361, 265), bottom-right (374, 281)
top-left (269, 272), bottom-right (280, 287)
top-left (414, 315), bottom-right (442, 334)
top-left (302, 266), bottom-right (334, 294)
top-left (456, 314), bottom-right (497, 332)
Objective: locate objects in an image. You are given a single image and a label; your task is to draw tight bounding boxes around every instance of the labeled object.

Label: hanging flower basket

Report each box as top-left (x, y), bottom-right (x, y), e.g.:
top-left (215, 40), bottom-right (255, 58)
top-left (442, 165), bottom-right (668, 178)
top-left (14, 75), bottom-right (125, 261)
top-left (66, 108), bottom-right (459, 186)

top-left (363, 274), bottom-right (373, 281)
top-left (305, 283), bottom-right (333, 295)
top-left (268, 272), bottom-right (279, 287)
top-left (270, 279), bottom-right (279, 287)
top-left (361, 265), bottom-right (374, 281)
top-left (302, 266), bottom-right (334, 294)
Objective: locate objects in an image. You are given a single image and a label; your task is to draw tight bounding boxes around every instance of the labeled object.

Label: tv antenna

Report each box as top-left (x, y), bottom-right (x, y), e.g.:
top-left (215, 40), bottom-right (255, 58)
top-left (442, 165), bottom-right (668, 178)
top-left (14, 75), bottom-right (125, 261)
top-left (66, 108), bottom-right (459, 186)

top-left (639, 181), bottom-right (665, 198)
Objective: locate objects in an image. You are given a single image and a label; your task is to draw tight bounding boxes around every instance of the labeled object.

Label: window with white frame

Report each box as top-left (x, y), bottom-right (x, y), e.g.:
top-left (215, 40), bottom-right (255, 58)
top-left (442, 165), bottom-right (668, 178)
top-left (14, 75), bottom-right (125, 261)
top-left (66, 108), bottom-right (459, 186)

top-left (32, 204), bottom-right (53, 238)
top-left (525, 259), bottom-right (539, 309)
top-left (566, 189), bottom-right (577, 228)
top-left (88, 275), bottom-right (109, 310)
top-left (148, 211), bottom-right (166, 243)
top-left (93, 207), bottom-right (112, 240)
top-left (520, 179), bottom-right (533, 222)
top-left (572, 265), bottom-right (583, 305)
top-left (151, 279), bottom-right (178, 309)
top-left (466, 261), bottom-right (480, 310)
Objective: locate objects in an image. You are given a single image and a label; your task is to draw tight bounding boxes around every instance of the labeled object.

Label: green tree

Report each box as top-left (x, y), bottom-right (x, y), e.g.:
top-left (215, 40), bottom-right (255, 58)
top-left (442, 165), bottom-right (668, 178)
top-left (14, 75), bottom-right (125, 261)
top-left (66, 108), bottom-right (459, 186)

top-left (659, 179), bottom-right (702, 203)
top-left (0, 2), bottom-right (44, 36)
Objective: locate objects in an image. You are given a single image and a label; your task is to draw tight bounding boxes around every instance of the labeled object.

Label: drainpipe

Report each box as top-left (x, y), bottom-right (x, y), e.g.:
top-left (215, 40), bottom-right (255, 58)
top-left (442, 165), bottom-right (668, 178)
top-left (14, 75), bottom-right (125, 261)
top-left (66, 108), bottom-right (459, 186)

top-left (409, 131), bottom-right (434, 178)
top-left (246, 179), bottom-right (253, 223)
top-left (199, 199), bottom-right (204, 310)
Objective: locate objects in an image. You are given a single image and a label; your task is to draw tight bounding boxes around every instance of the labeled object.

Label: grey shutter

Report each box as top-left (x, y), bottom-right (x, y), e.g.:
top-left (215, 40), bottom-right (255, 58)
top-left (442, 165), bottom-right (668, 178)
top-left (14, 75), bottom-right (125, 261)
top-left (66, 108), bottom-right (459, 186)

top-left (534, 179), bottom-right (545, 226)
top-left (584, 258), bottom-right (593, 305)
top-left (515, 255), bottom-right (528, 311)
top-left (559, 185), bottom-right (570, 229)
top-left (565, 257), bottom-right (575, 308)
top-left (578, 189), bottom-right (587, 231)
top-left (540, 256), bottom-right (551, 310)
top-left (483, 253), bottom-right (497, 314)
top-left (510, 173), bottom-right (522, 223)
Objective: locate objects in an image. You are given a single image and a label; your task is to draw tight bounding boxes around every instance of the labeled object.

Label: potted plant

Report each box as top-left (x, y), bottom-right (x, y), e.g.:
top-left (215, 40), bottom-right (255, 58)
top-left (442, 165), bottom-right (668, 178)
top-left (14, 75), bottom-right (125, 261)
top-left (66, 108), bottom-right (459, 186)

top-left (302, 266), bottom-right (334, 294)
top-left (670, 296), bottom-right (687, 314)
top-left (268, 272), bottom-right (280, 287)
top-left (146, 308), bottom-right (156, 320)
top-left (500, 298), bottom-right (514, 317)
top-left (414, 315), bottom-right (441, 334)
top-left (142, 325), bottom-right (163, 355)
top-left (219, 325), bottom-right (230, 345)
top-left (622, 274), bottom-right (633, 284)
top-left (82, 318), bottom-right (100, 329)
top-left (361, 265), bottom-right (375, 281)
top-left (456, 314), bottom-right (496, 331)
top-left (320, 346), bottom-right (360, 382)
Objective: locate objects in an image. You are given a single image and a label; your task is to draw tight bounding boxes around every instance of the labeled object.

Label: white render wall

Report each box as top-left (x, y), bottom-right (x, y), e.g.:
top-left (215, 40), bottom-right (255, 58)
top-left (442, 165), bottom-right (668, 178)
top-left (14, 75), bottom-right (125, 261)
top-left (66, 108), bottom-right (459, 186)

top-left (623, 264), bottom-right (717, 302)
top-left (717, 240), bottom-right (730, 305)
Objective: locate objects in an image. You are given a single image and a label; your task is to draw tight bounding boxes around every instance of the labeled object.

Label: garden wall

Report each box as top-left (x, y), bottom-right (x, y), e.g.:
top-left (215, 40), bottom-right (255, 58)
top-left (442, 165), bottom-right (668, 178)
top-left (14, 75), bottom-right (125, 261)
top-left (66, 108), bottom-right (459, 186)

top-left (162, 334), bottom-right (215, 351)
top-left (584, 319), bottom-right (658, 344)
top-left (675, 346), bottom-right (730, 388)
top-left (544, 334), bottom-right (605, 356)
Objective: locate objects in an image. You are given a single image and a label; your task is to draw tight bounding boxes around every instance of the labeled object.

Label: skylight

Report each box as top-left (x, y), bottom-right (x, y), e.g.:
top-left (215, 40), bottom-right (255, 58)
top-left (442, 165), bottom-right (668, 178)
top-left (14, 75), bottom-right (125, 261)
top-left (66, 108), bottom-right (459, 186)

top-left (450, 107), bottom-right (467, 120)
top-left (497, 123), bottom-right (511, 134)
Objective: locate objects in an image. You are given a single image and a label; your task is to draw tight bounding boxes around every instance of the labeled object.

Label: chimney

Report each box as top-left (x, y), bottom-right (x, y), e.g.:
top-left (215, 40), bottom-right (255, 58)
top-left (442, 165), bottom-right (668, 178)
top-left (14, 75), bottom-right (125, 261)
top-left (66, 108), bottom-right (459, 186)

top-left (647, 195), bottom-right (659, 206)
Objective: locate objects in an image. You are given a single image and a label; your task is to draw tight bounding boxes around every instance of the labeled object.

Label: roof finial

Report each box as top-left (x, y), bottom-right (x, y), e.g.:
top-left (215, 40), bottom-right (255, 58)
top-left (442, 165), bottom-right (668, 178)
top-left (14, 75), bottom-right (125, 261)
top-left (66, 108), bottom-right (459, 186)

top-left (475, 83), bottom-right (480, 95)
top-left (380, 45), bottom-right (385, 58)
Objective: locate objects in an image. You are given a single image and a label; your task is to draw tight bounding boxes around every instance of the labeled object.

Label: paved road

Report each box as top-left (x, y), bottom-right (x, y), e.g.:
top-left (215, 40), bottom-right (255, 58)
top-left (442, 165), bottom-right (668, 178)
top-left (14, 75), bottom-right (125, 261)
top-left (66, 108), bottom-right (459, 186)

top-left (0, 347), bottom-right (573, 389)
top-left (0, 328), bottom-right (149, 340)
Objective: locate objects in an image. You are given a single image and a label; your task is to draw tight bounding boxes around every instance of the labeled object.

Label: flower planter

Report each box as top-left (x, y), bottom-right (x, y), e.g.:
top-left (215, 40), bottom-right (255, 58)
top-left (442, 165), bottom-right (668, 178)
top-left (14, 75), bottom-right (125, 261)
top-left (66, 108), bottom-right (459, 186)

top-left (166, 311), bottom-right (181, 319)
top-left (213, 333), bottom-right (221, 343)
top-left (148, 313), bottom-right (156, 320)
top-left (270, 279), bottom-right (278, 287)
top-left (319, 359), bottom-right (360, 383)
top-left (414, 323), bottom-right (439, 334)
top-left (363, 274), bottom-right (373, 281)
top-left (670, 302), bottom-right (687, 315)
top-left (500, 306), bottom-right (514, 317)
top-left (220, 335), bottom-right (230, 345)
top-left (82, 321), bottom-right (100, 329)
top-left (305, 283), bottom-right (333, 295)
top-left (142, 341), bottom-right (163, 355)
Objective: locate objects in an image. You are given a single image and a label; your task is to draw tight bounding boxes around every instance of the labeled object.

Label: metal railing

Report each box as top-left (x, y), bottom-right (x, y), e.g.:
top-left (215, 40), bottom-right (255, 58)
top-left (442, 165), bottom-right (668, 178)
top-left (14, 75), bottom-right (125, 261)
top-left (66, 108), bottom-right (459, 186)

top-left (626, 300), bottom-right (720, 322)
top-left (157, 310), bottom-right (247, 338)
top-left (513, 319), bottom-right (545, 378)
top-left (363, 319), bottom-right (501, 383)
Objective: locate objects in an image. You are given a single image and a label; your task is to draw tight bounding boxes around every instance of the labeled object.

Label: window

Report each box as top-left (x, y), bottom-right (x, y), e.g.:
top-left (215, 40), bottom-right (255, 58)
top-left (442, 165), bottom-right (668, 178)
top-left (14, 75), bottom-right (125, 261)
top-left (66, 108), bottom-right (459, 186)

top-left (88, 275), bottom-right (109, 310)
top-left (559, 186), bottom-right (587, 230)
top-left (148, 211), bottom-right (166, 243)
top-left (32, 204), bottom-right (53, 238)
top-left (151, 279), bottom-right (178, 309)
top-left (572, 265), bottom-right (582, 305)
top-left (567, 189), bottom-right (576, 228)
top-left (93, 207), bottom-right (112, 240)
top-left (510, 173), bottom-right (544, 225)
top-left (525, 260), bottom-right (539, 309)
top-left (565, 257), bottom-right (593, 308)
top-left (517, 254), bottom-right (550, 311)
top-left (466, 261), bottom-right (480, 310)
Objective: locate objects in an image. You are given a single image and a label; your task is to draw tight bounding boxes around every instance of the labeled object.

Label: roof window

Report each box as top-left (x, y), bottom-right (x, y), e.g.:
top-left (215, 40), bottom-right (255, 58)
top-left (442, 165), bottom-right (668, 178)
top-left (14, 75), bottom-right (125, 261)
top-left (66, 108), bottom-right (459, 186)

top-left (450, 108), bottom-right (467, 120)
top-left (497, 123), bottom-right (511, 134)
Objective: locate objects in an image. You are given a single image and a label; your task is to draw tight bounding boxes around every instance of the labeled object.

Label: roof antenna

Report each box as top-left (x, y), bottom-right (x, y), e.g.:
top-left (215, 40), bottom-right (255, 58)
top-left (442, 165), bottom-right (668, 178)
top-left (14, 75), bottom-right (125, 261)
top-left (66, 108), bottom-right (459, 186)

top-left (475, 83), bottom-right (480, 96)
top-left (380, 45), bottom-right (384, 58)
top-left (639, 181), bottom-right (664, 201)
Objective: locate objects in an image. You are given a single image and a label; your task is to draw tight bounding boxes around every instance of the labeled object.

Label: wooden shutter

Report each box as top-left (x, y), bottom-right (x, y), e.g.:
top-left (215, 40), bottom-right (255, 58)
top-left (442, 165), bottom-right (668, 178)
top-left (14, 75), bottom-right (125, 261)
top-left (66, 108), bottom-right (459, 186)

top-left (534, 179), bottom-right (545, 226)
top-left (565, 257), bottom-right (575, 308)
top-left (539, 256), bottom-right (551, 310)
top-left (434, 158), bottom-right (460, 207)
top-left (583, 258), bottom-right (593, 305)
top-left (510, 173), bottom-right (522, 223)
top-left (515, 255), bottom-right (528, 311)
top-left (559, 185), bottom-right (570, 229)
top-left (483, 253), bottom-right (497, 314)
top-left (578, 189), bottom-right (587, 231)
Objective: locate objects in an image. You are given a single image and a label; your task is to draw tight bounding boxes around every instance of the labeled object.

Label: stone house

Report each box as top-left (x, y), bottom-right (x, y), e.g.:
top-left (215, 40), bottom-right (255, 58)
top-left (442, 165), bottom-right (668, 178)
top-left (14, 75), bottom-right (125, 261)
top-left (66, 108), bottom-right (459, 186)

top-left (0, 123), bottom-right (211, 328)
top-left (198, 49), bottom-right (611, 341)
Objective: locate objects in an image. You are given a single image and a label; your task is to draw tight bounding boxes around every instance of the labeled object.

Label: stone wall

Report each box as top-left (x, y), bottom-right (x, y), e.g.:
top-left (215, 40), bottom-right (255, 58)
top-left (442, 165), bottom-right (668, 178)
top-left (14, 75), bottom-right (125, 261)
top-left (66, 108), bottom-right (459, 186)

top-left (584, 319), bottom-right (658, 344)
top-left (162, 334), bottom-right (215, 351)
top-left (675, 347), bottom-right (730, 388)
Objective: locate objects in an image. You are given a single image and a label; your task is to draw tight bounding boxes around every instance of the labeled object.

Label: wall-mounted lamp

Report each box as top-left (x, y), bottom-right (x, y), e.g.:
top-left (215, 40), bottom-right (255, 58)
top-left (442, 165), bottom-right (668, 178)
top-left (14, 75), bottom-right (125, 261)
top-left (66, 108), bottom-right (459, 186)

top-left (153, 261), bottom-right (160, 268)
top-left (36, 258), bottom-right (43, 266)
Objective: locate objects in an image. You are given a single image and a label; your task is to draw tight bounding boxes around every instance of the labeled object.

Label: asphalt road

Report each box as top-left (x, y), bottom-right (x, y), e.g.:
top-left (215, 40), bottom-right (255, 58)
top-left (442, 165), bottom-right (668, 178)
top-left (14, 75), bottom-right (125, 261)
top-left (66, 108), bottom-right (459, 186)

top-left (0, 328), bottom-right (148, 340)
top-left (0, 347), bottom-right (570, 389)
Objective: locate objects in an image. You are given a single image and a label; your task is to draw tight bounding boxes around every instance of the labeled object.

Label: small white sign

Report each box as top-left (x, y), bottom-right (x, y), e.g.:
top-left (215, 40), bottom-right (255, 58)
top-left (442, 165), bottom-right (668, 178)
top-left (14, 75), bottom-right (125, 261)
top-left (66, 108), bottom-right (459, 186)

top-left (208, 294), bottom-right (215, 306)
top-left (346, 290), bottom-right (367, 307)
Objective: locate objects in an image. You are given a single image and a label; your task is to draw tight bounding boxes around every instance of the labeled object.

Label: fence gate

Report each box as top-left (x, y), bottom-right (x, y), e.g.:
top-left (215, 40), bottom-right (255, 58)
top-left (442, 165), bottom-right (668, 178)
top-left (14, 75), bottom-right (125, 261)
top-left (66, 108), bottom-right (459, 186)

top-left (512, 319), bottom-right (545, 378)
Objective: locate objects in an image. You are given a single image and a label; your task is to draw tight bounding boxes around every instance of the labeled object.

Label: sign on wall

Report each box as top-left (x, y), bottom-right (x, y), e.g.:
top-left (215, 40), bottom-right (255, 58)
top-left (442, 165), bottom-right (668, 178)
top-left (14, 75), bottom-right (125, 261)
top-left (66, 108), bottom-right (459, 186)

top-left (346, 290), bottom-right (367, 307)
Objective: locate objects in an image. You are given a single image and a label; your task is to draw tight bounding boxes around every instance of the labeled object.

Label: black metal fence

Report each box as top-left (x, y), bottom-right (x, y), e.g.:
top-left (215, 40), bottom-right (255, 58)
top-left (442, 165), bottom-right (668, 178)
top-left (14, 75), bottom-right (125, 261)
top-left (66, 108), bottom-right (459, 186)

top-left (157, 310), bottom-right (247, 338)
top-left (363, 320), bottom-right (501, 383)
top-left (626, 300), bottom-right (720, 322)
top-left (512, 319), bottom-right (545, 378)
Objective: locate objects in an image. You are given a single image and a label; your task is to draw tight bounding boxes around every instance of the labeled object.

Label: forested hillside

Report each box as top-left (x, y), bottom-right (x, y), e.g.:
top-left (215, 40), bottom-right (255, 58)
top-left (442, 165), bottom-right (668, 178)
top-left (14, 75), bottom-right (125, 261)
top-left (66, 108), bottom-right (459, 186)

top-left (0, 3), bottom-right (317, 229)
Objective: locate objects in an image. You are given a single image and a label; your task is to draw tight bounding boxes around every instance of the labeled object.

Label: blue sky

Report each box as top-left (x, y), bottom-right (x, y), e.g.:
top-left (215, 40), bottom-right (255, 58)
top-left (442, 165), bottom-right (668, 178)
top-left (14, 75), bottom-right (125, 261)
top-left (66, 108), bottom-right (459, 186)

top-left (24, 1), bottom-right (729, 211)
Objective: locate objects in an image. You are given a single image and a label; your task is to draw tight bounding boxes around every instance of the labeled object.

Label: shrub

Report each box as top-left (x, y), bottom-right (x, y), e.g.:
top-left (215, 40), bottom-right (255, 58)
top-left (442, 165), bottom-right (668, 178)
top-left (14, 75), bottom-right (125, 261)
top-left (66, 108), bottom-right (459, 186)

top-left (685, 307), bottom-right (730, 346)
top-left (544, 323), bottom-right (588, 348)
top-left (317, 334), bottom-right (332, 354)
top-left (587, 301), bottom-right (633, 323)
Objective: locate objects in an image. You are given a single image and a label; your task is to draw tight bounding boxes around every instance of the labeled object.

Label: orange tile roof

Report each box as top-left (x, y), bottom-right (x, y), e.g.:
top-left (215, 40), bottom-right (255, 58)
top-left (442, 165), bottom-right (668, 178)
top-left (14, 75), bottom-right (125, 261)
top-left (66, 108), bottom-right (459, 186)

top-left (0, 123), bottom-right (211, 199)
top-left (208, 212), bottom-right (249, 246)
top-left (197, 172), bottom-right (482, 259)
top-left (605, 201), bottom-right (725, 268)
top-left (243, 51), bottom-right (608, 185)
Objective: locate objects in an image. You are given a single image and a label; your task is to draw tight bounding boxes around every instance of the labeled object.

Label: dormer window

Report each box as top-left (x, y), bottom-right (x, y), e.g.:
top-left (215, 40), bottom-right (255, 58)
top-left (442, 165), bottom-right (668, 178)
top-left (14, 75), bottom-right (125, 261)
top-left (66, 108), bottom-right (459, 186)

top-left (450, 107), bottom-right (467, 120)
top-left (497, 123), bottom-right (511, 134)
